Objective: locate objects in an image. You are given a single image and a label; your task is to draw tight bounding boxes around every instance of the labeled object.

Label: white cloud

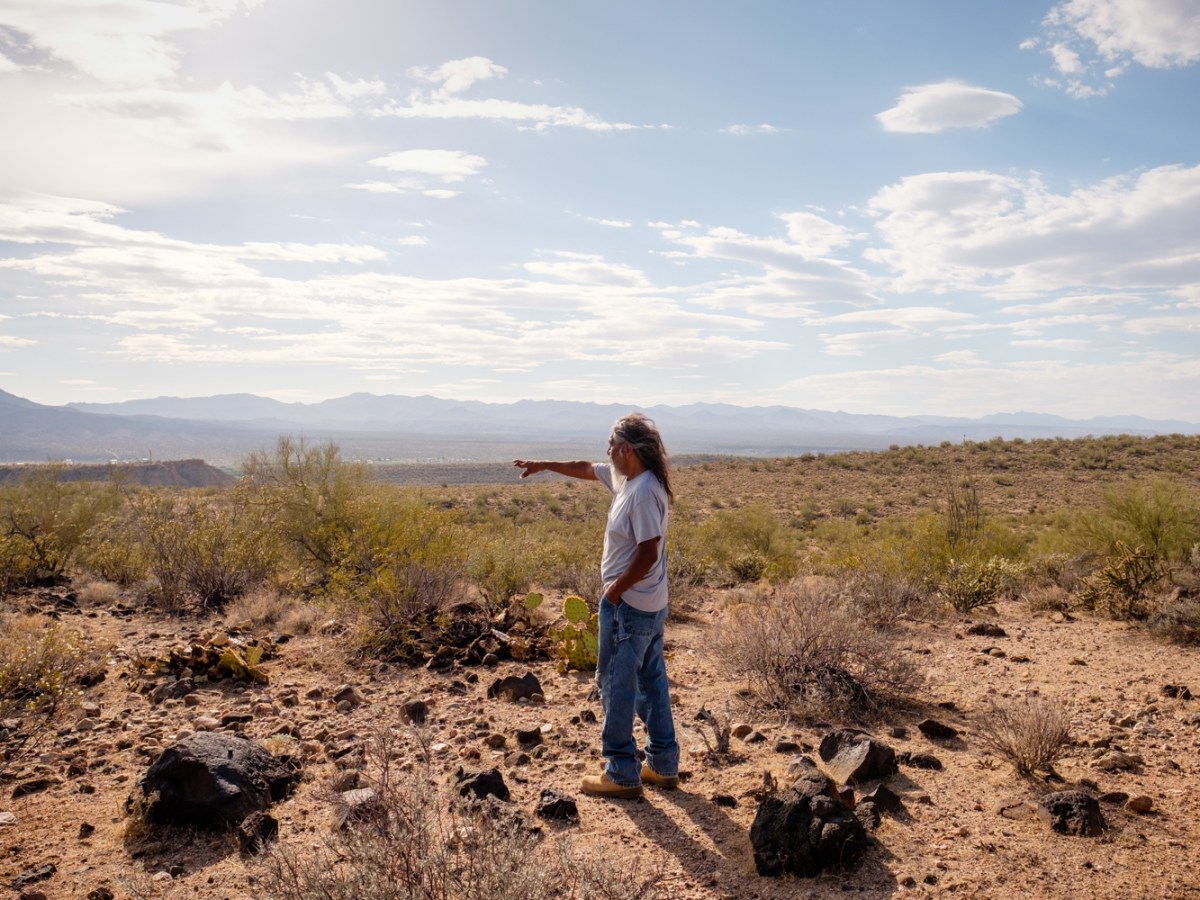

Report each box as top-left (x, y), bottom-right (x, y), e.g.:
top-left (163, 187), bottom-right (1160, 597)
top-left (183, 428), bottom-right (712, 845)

top-left (0, 0), bottom-right (266, 87)
top-left (0, 193), bottom-right (781, 382)
top-left (1037, 0), bottom-right (1200, 95)
top-left (865, 164), bottom-right (1200, 299)
top-left (1049, 42), bottom-right (1086, 74)
top-left (721, 123), bottom-right (783, 135)
top-left (409, 56), bottom-right (507, 98)
top-left (1047, 0), bottom-right (1200, 68)
top-left (381, 56), bottom-right (644, 132)
top-left (779, 351), bottom-right (1200, 419)
top-left (876, 81), bottom-right (1022, 133)
top-left (369, 149), bottom-right (487, 182)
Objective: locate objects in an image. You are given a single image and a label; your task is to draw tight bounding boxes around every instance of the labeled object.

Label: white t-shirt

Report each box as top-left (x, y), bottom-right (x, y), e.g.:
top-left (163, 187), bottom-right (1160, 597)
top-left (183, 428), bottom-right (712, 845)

top-left (594, 462), bottom-right (669, 612)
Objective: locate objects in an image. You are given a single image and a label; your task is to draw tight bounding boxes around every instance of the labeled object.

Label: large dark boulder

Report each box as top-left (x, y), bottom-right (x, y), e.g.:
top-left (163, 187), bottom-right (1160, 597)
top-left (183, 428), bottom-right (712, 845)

top-left (817, 729), bottom-right (897, 784)
top-left (131, 733), bottom-right (299, 828)
top-left (749, 768), bottom-right (869, 877)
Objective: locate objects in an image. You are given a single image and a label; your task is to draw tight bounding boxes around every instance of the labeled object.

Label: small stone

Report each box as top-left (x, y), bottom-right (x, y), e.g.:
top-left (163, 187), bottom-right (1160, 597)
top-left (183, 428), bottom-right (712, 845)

top-left (402, 699), bottom-right (428, 725)
top-left (917, 719), bottom-right (959, 740)
top-left (0, 811), bottom-right (16, 827)
top-left (712, 793), bottom-right (737, 808)
top-left (731, 723), bottom-right (754, 739)
top-left (888, 726), bottom-right (908, 740)
top-left (1126, 795), bottom-right (1153, 814)
top-left (78, 822), bottom-right (96, 839)
top-left (1069, 658), bottom-right (1087, 666)
top-left (966, 622), bottom-right (1007, 637)
top-left (332, 685), bottom-right (365, 708)
top-left (484, 733), bottom-right (508, 749)
top-left (774, 740), bottom-right (801, 754)
top-left (535, 788), bottom-right (579, 822)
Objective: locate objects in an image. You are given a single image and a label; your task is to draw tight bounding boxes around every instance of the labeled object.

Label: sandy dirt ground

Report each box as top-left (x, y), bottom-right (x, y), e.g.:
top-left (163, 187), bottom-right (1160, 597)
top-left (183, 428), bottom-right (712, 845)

top-left (4, 583), bottom-right (1200, 900)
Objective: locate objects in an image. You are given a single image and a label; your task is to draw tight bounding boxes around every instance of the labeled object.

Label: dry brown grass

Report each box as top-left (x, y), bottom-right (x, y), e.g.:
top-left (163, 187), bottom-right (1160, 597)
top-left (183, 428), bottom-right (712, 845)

top-left (260, 725), bottom-right (664, 900)
top-left (712, 578), bottom-right (922, 721)
top-left (222, 587), bottom-right (323, 635)
top-left (974, 696), bottom-right (1072, 776)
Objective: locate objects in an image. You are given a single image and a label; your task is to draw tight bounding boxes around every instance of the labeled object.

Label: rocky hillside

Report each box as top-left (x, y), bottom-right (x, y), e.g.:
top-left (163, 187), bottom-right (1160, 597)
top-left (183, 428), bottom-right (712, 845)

top-left (0, 459), bottom-right (236, 488)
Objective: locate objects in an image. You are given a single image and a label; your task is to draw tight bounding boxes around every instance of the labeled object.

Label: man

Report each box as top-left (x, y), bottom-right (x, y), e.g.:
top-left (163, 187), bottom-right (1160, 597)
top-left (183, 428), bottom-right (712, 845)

top-left (513, 412), bottom-right (680, 799)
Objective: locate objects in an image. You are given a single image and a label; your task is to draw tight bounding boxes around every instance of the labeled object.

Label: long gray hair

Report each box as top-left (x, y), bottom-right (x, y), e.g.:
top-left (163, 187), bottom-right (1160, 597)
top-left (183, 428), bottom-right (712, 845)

top-left (612, 412), bottom-right (673, 503)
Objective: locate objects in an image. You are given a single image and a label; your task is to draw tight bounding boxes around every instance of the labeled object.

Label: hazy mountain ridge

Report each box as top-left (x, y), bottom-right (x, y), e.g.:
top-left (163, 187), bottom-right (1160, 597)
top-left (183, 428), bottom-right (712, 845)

top-left (1, 388), bottom-right (1194, 465)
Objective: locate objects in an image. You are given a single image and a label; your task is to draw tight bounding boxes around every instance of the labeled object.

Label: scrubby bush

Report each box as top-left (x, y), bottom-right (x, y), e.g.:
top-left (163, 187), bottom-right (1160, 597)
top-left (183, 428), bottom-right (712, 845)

top-left (222, 587), bottom-right (322, 636)
top-left (940, 556), bottom-right (1025, 613)
top-left (241, 438), bottom-right (367, 589)
top-left (467, 521), bottom-right (538, 617)
top-left (1072, 478), bottom-right (1200, 564)
top-left (713, 578), bottom-right (921, 720)
top-left (0, 467), bottom-right (118, 593)
top-left (0, 613), bottom-right (100, 776)
top-left (325, 491), bottom-right (469, 660)
top-left (129, 489), bottom-right (277, 611)
top-left (1148, 597), bottom-right (1200, 645)
top-left (693, 503), bottom-right (798, 584)
top-left (1075, 541), bottom-right (1169, 620)
top-left (975, 696), bottom-right (1072, 775)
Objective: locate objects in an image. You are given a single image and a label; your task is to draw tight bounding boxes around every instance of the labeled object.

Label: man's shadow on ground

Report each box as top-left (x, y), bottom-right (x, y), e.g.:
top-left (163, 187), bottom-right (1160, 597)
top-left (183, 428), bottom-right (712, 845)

top-left (609, 784), bottom-right (901, 897)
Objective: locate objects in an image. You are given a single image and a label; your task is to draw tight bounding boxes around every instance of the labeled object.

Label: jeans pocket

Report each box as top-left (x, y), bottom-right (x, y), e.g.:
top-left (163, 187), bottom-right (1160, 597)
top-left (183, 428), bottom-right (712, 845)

top-left (618, 603), bottom-right (661, 638)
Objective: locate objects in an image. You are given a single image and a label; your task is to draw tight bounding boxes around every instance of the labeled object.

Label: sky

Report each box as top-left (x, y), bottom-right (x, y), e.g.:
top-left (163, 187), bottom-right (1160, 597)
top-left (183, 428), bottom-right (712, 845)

top-left (1, 0), bottom-right (1199, 421)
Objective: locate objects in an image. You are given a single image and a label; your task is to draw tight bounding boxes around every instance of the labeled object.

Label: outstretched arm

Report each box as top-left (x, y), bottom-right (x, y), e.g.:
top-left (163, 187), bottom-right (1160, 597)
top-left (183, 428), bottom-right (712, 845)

top-left (512, 459), bottom-right (598, 481)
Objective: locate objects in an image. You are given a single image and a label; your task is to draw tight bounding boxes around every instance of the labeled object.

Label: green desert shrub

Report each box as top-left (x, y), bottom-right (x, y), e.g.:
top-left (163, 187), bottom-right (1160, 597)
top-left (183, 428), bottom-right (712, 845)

top-left (1075, 541), bottom-right (1170, 620)
top-left (0, 467), bottom-right (119, 592)
top-left (693, 502), bottom-right (798, 584)
top-left (1071, 478), bottom-right (1200, 564)
top-left (325, 491), bottom-right (468, 660)
top-left (0, 613), bottom-right (100, 776)
top-left (129, 490), bottom-right (278, 612)
top-left (940, 556), bottom-right (1026, 613)
top-left (241, 438), bottom-right (368, 589)
top-left (468, 521), bottom-right (539, 616)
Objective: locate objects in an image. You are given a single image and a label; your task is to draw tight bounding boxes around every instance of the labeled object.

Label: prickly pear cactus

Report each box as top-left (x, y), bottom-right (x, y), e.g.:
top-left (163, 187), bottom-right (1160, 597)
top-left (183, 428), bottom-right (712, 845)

top-left (523, 592), bottom-right (544, 612)
top-left (563, 594), bottom-right (589, 625)
top-left (553, 595), bottom-right (599, 672)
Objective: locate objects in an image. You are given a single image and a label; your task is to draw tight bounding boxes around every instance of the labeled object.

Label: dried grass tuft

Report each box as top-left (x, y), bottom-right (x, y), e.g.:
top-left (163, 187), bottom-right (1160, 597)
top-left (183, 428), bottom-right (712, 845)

top-left (975, 696), bottom-right (1071, 776)
top-left (712, 578), bottom-right (921, 721)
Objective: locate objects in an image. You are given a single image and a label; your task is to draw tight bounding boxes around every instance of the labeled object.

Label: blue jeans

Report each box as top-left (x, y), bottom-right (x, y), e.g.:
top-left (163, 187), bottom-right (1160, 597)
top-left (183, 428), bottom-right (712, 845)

top-left (596, 599), bottom-right (679, 786)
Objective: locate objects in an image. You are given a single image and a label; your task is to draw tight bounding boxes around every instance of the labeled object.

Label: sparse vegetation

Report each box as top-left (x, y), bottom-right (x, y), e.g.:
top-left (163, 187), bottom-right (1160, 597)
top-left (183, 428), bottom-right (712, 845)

top-left (260, 726), bottom-right (663, 900)
top-left (975, 696), bottom-right (1072, 776)
top-left (0, 613), bottom-right (100, 776)
top-left (712, 579), bottom-right (921, 720)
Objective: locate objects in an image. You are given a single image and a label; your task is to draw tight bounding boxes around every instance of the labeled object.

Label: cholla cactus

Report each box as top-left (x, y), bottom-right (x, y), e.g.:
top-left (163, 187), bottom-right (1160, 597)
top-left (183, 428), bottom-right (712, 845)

top-left (552, 595), bottom-right (599, 672)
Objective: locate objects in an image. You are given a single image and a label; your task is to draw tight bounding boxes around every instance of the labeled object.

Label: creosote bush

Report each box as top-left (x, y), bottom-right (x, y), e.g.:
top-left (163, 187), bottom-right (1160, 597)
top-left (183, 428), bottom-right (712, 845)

top-left (128, 489), bottom-right (277, 612)
top-left (0, 466), bottom-right (119, 593)
top-left (975, 696), bottom-right (1072, 776)
top-left (712, 578), bottom-right (921, 720)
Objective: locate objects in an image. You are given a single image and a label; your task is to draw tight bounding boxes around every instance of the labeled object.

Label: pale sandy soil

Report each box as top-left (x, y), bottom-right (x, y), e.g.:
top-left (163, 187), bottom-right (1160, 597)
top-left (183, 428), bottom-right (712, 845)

top-left (4, 584), bottom-right (1200, 900)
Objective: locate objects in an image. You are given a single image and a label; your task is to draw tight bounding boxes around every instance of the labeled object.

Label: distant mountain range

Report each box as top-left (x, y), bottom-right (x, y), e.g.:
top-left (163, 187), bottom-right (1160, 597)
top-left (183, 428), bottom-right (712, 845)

top-left (2, 388), bottom-right (1197, 465)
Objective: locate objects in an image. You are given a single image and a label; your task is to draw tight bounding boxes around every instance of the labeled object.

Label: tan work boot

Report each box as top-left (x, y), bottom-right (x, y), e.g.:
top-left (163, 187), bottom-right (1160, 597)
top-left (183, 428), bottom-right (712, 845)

top-left (640, 765), bottom-right (679, 790)
top-left (581, 772), bottom-right (642, 799)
